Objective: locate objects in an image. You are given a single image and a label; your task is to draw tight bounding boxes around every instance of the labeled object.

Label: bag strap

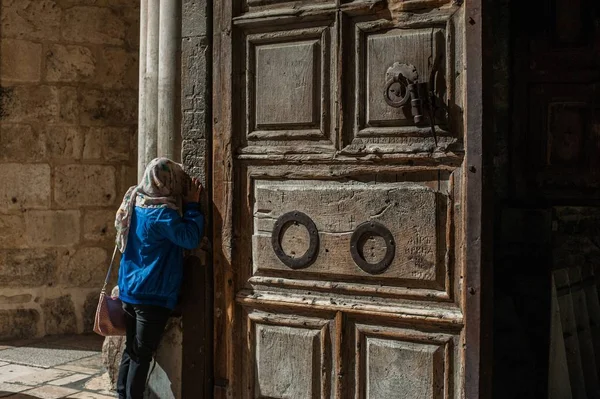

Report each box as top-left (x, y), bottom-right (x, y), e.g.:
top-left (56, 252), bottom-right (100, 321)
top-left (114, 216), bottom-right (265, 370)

top-left (101, 245), bottom-right (119, 294)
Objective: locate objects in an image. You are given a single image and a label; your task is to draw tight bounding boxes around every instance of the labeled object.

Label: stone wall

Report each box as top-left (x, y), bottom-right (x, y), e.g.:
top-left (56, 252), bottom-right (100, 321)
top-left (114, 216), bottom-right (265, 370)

top-left (0, 0), bottom-right (139, 339)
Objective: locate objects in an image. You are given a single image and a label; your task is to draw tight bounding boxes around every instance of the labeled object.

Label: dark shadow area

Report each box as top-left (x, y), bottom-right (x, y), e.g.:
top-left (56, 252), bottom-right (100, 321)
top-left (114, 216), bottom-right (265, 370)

top-left (492, 1), bottom-right (600, 397)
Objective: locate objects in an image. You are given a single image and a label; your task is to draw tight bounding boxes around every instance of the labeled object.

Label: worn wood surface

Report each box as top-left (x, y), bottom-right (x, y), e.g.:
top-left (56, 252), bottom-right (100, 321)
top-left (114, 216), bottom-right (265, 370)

top-left (350, 321), bottom-right (457, 399)
top-left (252, 180), bottom-right (448, 289)
top-left (244, 309), bottom-right (333, 398)
top-left (212, 0), bottom-right (235, 397)
top-left (212, 1), bottom-right (482, 397)
top-left (463, 0), bottom-right (493, 397)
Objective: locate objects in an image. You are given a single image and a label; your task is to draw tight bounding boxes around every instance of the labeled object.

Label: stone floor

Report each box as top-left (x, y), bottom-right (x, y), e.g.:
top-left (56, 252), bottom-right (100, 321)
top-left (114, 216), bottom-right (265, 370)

top-left (0, 334), bottom-right (116, 399)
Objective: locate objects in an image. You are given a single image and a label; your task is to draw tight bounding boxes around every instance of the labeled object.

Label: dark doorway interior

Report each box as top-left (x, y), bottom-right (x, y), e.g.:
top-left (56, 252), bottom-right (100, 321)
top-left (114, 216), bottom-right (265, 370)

top-left (493, 1), bottom-right (600, 398)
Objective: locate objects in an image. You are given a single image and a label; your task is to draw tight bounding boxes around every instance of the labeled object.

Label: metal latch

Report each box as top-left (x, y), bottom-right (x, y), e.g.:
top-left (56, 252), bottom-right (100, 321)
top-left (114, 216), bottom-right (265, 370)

top-left (383, 59), bottom-right (442, 146)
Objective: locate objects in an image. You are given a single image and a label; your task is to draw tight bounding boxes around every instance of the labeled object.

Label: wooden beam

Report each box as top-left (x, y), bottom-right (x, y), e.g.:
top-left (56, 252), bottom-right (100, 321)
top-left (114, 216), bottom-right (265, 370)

top-left (464, 0), bottom-right (494, 397)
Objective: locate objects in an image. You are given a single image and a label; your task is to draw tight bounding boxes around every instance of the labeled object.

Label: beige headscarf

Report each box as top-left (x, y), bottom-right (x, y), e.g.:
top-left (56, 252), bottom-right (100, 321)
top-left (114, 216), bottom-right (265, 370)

top-left (115, 157), bottom-right (189, 252)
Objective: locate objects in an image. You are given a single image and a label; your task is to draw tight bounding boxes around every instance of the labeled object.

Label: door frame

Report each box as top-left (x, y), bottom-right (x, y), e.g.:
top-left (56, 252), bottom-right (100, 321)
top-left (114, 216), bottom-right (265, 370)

top-left (463, 0), bottom-right (494, 397)
top-left (209, 0), bottom-right (495, 397)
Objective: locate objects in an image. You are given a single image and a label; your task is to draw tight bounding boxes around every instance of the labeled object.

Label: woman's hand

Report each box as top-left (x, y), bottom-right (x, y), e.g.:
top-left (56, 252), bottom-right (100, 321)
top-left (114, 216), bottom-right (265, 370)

top-left (184, 177), bottom-right (203, 203)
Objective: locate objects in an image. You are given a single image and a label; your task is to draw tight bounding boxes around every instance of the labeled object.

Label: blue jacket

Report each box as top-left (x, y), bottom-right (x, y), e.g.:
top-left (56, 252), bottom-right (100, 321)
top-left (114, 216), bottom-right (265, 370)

top-left (118, 203), bottom-right (205, 310)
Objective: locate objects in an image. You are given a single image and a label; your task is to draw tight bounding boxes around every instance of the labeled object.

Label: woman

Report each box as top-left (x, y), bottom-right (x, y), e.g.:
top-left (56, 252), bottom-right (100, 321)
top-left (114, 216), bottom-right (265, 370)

top-left (114, 157), bottom-right (204, 399)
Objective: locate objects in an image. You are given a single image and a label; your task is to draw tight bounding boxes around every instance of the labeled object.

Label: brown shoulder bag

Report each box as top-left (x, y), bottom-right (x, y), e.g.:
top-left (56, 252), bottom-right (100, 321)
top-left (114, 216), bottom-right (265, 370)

top-left (93, 246), bottom-right (126, 336)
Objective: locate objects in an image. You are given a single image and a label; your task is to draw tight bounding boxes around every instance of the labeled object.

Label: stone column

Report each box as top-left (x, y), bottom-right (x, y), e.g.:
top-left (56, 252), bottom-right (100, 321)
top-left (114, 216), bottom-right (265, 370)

top-left (141, 0), bottom-right (160, 175)
top-left (137, 0), bottom-right (148, 180)
top-left (157, 0), bottom-right (181, 160)
top-left (138, 0), bottom-right (181, 179)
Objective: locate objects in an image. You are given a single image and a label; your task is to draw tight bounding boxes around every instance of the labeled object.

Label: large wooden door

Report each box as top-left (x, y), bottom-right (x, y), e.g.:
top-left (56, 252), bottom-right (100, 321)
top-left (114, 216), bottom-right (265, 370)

top-left (212, 1), bottom-right (488, 398)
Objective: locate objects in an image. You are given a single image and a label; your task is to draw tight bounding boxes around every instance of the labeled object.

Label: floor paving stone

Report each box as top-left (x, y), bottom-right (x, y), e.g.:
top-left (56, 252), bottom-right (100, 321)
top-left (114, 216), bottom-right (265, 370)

top-left (5, 369), bottom-right (73, 385)
top-left (61, 356), bottom-right (103, 372)
top-left (0, 335), bottom-right (117, 399)
top-left (49, 373), bottom-right (89, 386)
top-left (55, 366), bottom-right (97, 375)
top-left (0, 348), bottom-right (99, 368)
top-left (0, 365), bottom-right (45, 383)
top-left (0, 382), bottom-right (33, 396)
top-left (83, 374), bottom-right (111, 392)
top-left (21, 385), bottom-right (80, 399)
top-left (68, 392), bottom-right (116, 399)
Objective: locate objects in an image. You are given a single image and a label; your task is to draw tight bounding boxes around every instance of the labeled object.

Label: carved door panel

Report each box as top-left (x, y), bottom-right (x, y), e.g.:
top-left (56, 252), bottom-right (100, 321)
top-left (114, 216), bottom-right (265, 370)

top-left (213, 1), bottom-right (485, 398)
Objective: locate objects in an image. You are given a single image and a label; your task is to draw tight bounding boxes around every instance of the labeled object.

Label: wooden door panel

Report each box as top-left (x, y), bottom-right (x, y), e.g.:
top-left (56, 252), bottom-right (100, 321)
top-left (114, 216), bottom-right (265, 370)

top-left (342, 9), bottom-right (464, 156)
top-left (347, 319), bottom-right (459, 399)
top-left (214, 1), bottom-right (483, 397)
top-left (240, 19), bottom-right (337, 154)
top-left (360, 26), bottom-right (446, 130)
top-left (251, 176), bottom-right (451, 293)
top-left (242, 308), bottom-right (336, 399)
top-left (242, 0), bottom-right (335, 15)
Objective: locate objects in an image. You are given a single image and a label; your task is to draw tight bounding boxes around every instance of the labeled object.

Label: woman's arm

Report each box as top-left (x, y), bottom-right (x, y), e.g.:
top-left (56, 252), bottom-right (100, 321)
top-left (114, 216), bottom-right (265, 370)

top-left (153, 205), bottom-right (205, 249)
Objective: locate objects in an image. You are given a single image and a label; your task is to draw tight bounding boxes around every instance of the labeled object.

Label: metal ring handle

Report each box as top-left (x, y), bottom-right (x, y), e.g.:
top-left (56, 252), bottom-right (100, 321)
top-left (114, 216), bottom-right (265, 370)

top-left (383, 77), bottom-right (411, 108)
top-left (271, 211), bottom-right (319, 270)
top-left (350, 221), bottom-right (395, 275)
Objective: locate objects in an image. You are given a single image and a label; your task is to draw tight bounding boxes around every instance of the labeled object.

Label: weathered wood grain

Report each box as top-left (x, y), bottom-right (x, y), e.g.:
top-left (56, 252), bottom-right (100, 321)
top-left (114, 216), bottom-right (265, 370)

top-left (212, 1), bottom-right (475, 397)
top-left (252, 180), bottom-right (448, 290)
top-left (244, 309), bottom-right (334, 399)
top-left (352, 322), bottom-right (455, 399)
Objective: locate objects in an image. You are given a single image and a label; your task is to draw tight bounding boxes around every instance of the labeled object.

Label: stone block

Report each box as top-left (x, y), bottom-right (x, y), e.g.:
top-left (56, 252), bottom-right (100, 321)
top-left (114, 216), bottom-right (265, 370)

top-left (0, 164), bottom-right (51, 210)
top-left (83, 210), bottom-right (117, 243)
top-left (182, 111), bottom-right (207, 139)
top-left (45, 44), bottom-right (96, 82)
top-left (147, 318), bottom-right (183, 398)
top-left (0, 309), bottom-right (39, 340)
top-left (102, 335), bottom-right (125, 389)
top-left (181, 36), bottom-right (209, 112)
top-left (0, 39), bottom-right (42, 82)
top-left (42, 295), bottom-right (77, 335)
top-left (0, 294), bottom-right (32, 305)
top-left (187, 165), bottom-right (206, 184)
top-left (182, 0), bottom-right (208, 38)
top-left (0, 85), bottom-right (76, 125)
top-left (54, 165), bottom-right (116, 207)
top-left (123, 6), bottom-right (140, 49)
top-left (57, 0), bottom-right (140, 8)
top-left (0, 249), bottom-right (57, 287)
top-left (119, 164), bottom-right (137, 198)
top-left (24, 210), bottom-right (80, 247)
top-left (0, 214), bottom-right (25, 248)
top-left (80, 89), bottom-right (137, 126)
top-left (83, 127), bottom-right (133, 162)
top-left (60, 247), bottom-right (108, 288)
top-left (97, 47), bottom-right (138, 89)
top-left (82, 291), bottom-right (98, 333)
top-left (62, 7), bottom-right (126, 46)
top-left (0, 1), bottom-right (61, 41)
top-left (0, 124), bottom-right (46, 162)
top-left (0, 85), bottom-right (60, 124)
top-left (59, 86), bottom-right (79, 124)
top-left (182, 139), bottom-right (207, 166)
top-left (45, 126), bottom-right (84, 160)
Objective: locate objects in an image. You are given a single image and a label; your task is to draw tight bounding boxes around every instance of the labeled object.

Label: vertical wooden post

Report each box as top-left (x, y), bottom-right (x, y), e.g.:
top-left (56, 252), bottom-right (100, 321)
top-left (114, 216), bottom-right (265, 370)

top-left (464, 0), bottom-right (494, 397)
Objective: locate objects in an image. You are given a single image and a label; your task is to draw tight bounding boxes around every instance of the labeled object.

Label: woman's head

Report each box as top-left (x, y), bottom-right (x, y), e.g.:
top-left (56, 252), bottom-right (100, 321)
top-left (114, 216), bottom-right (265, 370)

top-left (139, 157), bottom-right (190, 199)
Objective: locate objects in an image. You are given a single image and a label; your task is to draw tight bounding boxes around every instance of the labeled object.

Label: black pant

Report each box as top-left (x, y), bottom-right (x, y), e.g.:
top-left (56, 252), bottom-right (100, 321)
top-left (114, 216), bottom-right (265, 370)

top-left (117, 301), bottom-right (171, 399)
